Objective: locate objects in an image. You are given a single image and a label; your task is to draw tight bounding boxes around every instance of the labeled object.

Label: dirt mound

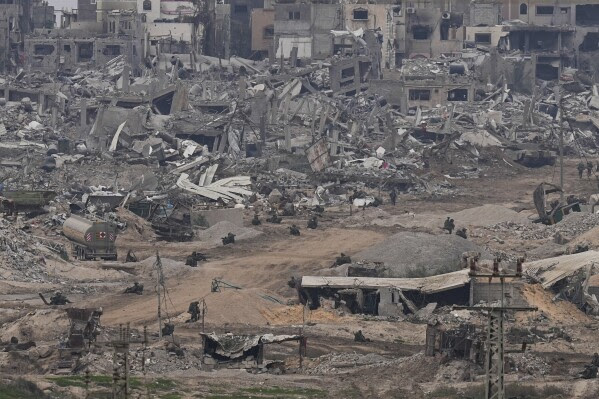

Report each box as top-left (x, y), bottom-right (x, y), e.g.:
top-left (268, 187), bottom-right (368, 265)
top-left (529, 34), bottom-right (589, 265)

top-left (448, 204), bottom-right (531, 227)
top-left (195, 221), bottom-right (262, 244)
top-left (115, 207), bottom-right (156, 242)
top-left (356, 232), bottom-right (492, 277)
top-left (0, 308), bottom-right (69, 342)
top-left (261, 305), bottom-right (354, 325)
top-left (202, 289), bottom-right (279, 325)
top-left (518, 284), bottom-right (589, 325)
top-left (136, 255), bottom-right (189, 279)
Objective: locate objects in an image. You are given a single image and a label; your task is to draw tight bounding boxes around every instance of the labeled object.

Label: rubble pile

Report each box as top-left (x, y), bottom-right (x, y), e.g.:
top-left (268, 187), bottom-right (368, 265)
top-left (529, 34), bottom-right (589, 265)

top-left (2, 2), bottom-right (599, 395)
top-left (0, 218), bottom-right (53, 282)
top-left (489, 212), bottom-right (599, 241)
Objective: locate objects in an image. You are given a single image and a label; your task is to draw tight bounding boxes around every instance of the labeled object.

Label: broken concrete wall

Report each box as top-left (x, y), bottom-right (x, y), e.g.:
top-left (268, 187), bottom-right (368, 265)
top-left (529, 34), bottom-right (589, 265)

top-left (465, 26), bottom-right (507, 47)
top-left (377, 288), bottom-right (404, 317)
top-left (313, 4), bottom-right (342, 60)
top-left (368, 79), bottom-right (403, 107)
top-left (477, 52), bottom-right (534, 94)
top-left (579, 51), bottom-right (599, 77)
top-left (33, 5), bottom-right (55, 29)
top-left (78, 0), bottom-right (98, 22)
top-left (343, 4), bottom-right (389, 65)
top-left (192, 208), bottom-right (244, 228)
top-left (147, 22), bottom-right (195, 44)
top-left (211, 4), bottom-right (231, 59)
top-left (329, 56), bottom-right (370, 95)
top-left (403, 80), bottom-right (474, 110)
top-left (25, 36), bottom-right (96, 72)
top-left (95, 37), bottom-right (143, 71)
top-left (86, 106), bottom-right (146, 151)
top-left (96, 0), bottom-right (137, 24)
top-left (469, 1), bottom-right (502, 27)
top-left (25, 38), bottom-right (59, 72)
top-left (405, 7), bottom-right (463, 58)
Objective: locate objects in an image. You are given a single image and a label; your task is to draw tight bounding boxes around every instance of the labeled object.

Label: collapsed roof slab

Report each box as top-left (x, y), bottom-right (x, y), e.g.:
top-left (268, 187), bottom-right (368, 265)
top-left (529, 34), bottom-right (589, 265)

top-left (301, 269), bottom-right (470, 295)
top-left (523, 250), bottom-right (599, 289)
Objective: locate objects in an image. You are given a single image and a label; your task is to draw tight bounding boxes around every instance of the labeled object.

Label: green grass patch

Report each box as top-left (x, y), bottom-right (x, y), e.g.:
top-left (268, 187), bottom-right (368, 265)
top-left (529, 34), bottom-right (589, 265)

top-left (203, 385), bottom-right (327, 399)
top-left (428, 387), bottom-right (460, 398)
top-left (0, 379), bottom-right (52, 399)
top-left (160, 394), bottom-right (183, 399)
top-left (87, 391), bottom-right (112, 399)
top-left (205, 396), bottom-right (254, 399)
top-left (147, 377), bottom-right (178, 391)
top-left (48, 375), bottom-right (142, 390)
top-left (428, 383), bottom-right (567, 399)
top-left (240, 386), bottom-right (326, 398)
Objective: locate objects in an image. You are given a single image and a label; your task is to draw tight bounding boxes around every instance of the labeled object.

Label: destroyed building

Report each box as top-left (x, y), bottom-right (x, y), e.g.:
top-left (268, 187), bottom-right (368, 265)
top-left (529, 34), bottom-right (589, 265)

top-left (1, 0), bottom-right (599, 397)
top-left (25, 10), bottom-right (145, 73)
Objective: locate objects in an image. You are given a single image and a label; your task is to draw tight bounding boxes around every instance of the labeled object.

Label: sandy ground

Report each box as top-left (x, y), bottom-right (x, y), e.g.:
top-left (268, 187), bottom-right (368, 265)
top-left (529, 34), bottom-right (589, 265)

top-left (2, 157), bottom-right (599, 398)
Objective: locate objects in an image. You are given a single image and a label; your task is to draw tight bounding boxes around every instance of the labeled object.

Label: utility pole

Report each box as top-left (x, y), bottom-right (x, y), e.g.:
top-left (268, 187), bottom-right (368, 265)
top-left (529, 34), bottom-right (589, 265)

top-left (555, 85), bottom-right (564, 203)
top-left (201, 299), bottom-right (207, 333)
top-left (112, 323), bottom-right (131, 399)
top-left (155, 252), bottom-right (164, 338)
top-left (110, 323), bottom-right (149, 399)
top-left (454, 258), bottom-right (537, 399)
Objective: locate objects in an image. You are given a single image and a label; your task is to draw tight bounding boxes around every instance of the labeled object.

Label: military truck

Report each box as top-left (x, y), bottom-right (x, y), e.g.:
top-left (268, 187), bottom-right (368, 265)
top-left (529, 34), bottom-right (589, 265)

top-left (0, 190), bottom-right (56, 216)
top-left (62, 215), bottom-right (118, 260)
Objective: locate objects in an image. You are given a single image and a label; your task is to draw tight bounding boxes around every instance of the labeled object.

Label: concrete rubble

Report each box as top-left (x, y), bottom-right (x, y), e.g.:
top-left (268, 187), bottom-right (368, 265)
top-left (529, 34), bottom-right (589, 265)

top-left (1, 0), bottom-right (599, 397)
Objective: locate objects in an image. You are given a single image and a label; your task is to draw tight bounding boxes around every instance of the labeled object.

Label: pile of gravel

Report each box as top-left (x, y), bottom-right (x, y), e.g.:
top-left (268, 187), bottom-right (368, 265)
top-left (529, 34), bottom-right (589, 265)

top-left (490, 212), bottom-right (599, 241)
top-left (195, 221), bottom-right (262, 244)
top-left (356, 232), bottom-right (492, 277)
top-left (448, 204), bottom-right (531, 227)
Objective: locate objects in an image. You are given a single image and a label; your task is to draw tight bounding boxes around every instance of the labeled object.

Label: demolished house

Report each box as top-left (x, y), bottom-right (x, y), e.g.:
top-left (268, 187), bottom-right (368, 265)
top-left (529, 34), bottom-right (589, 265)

top-left (200, 333), bottom-right (304, 370)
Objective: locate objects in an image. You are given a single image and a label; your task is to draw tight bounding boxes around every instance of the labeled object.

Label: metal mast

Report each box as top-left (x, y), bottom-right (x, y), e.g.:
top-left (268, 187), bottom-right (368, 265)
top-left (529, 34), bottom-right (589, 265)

top-left (455, 258), bottom-right (537, 399)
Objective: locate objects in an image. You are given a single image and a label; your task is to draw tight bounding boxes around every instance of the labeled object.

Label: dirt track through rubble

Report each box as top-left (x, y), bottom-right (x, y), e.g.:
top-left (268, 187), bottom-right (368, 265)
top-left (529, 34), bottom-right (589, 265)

top-left (99, 227), bottom-right (385, 326)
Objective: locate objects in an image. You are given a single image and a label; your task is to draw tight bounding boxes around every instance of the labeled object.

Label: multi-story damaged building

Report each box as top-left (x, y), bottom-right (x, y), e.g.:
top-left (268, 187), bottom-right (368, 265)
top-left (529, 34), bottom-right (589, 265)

top-left (468, 1), bottom-right (599, 79)
top-left (137, 0), bottom-right (202, 62)
top-left (273, 1), bottom-right (342, 60)
top-left (0, 0), bottom-right (55, 72)
top-left (397, 58), bottom-right (476, 111)
top-left (25, 10), bottom-right (145, 73)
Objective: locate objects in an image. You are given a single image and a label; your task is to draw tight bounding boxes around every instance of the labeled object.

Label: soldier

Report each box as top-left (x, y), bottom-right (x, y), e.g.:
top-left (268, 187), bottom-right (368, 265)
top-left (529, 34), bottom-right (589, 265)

top-left (266, 213), bottom-right (282, 224)
top-left (307, 216), bottom-right (318, 229)
top-left (186, 252), bottom-right (199, 267)
top-left (251, 213), bottom-right (261, 226)
top-left (282, 203), bottom-right (296, 217)
top-left (456, 228), bottom-right (468, 239)
top-left (124, 282), bottom-right (144, 295)
top-left (289, 225), bottom-right (300, 236)
top-left (354, 330), bottom-right (370, 342)
top-left (588, 161), bottom-right (594, 178)
top-left (389, 187), bottom-right (397, 206)
top-left (222, 232), bottom-right (236, 245)
top-left (49, 291), bottom-right (71, 305)
top-left (187, 301), bottom-right (201, 323)
top-left (443, 217), bottom-right (455, 234)
top-left (185, 251), bottom-right (206, 267)
top-left (578, 161), bottom-right (585, 179)
top-left (335, 253), bottom-right (351, 266)
top-left (162, 323), bottom-right (175, 337)
top-left (125, 250), bottom-right (137, 263)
